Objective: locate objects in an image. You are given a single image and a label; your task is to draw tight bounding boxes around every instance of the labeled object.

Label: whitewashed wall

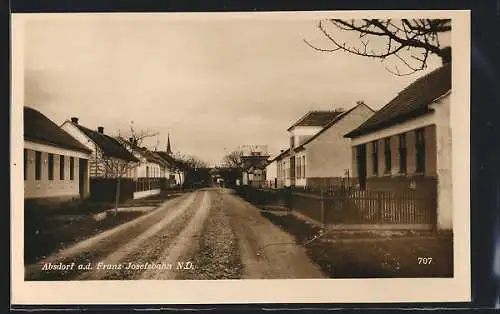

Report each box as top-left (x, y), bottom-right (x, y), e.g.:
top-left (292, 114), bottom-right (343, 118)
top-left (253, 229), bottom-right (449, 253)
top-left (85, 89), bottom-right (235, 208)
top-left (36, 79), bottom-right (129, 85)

top-left (24, 140), bottom-right (90, 200)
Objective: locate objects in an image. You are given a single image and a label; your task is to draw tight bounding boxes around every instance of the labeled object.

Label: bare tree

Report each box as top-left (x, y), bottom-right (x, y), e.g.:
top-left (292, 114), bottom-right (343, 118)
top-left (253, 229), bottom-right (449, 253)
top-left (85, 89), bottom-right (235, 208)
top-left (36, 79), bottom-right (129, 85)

top-left (304, 19), bottom-right (451, 76)
top-left (105, 122), bottom-right (160, 214)
top-left (221, 150), bottom-right (244, 169)
top-left (117, 120), bottom-right (160, 147)
top-left (179, 154), bottom-right (209, 169)
top-left (99, 155), bottom-right (137, 215)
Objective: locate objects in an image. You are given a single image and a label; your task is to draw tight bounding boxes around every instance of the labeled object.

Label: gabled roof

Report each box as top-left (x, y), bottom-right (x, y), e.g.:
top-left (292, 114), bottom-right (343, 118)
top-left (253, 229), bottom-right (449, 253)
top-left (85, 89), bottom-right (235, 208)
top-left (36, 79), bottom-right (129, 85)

top-left (156, 151), bottom-right (184, 170)
top-left (269, 148), bottom-right (290, 162)
top-left (241, 155), bottom-right (269, 171)
top-left (287, 110), bottom-right (343, 131)
top-left (24, 107), bottom-right (92, 154)
top-left (294, 102), bottom-right (375, 151)
top-left (345, 62), bottom-right (451, 138)
top-left (73, 124), bottom-right (138, 162)
top-left (119, 139), bottom-right (165, 165)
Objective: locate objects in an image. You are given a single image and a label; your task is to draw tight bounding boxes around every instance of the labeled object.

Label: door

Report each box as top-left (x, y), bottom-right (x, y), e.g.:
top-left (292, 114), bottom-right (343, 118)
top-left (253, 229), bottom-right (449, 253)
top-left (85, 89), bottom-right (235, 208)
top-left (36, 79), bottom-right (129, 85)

top-left (79, 158), bottom-right (88, 199)
top-left (356, 144), bottom-right (367, 190)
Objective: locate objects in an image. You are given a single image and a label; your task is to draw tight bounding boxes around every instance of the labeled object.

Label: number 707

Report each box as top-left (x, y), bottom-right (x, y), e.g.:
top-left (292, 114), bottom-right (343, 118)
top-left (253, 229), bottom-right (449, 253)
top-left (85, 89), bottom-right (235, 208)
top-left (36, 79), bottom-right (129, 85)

top-left (417, 257), bottom-right (433, 264)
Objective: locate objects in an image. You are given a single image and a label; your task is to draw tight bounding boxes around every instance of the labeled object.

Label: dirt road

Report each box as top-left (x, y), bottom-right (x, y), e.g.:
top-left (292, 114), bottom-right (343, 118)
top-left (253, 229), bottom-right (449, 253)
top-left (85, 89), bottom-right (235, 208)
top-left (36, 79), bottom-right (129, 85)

top-left (26, 188), bottom-right (324, 281)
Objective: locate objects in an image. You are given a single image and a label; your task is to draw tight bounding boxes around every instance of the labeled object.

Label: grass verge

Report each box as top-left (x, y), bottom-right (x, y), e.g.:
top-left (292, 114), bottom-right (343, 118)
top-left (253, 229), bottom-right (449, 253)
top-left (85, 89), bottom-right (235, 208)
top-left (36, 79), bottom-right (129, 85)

top-left (260, 211), bottom-right (453, 278)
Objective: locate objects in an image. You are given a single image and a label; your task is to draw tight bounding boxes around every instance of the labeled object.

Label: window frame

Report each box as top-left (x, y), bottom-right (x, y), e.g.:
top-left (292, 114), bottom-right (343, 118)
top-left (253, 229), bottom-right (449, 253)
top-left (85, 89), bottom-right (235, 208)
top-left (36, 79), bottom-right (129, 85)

top-left (35, 151), bottom-right (42, 180)
top-left (398, 133), bottom-right (407, 174)
top-left (59, 155), bottom-right (65, 180)
top-left (302, 155), bottom-right (306, 179)
top-left (48, 153), bottom-right (54, 181)
top-left (415, 128), bottom-right (426, 173)
top-left (372, 141), bottom-right (378, 176)
top-left (24, 149), bottom-right (28, 180)
top-left (70, 157), bottom-right (75, 180)
top-left (384, 137), bottom-right (392, 174)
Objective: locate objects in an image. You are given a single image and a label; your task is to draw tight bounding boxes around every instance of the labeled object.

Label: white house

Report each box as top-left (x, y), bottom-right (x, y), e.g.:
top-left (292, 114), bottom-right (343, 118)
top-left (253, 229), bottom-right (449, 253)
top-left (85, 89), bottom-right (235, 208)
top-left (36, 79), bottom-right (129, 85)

top-left (239, 145), bottom-right (269, 187)
top-left (24, 107), bottom-right (92, 208)
top-left (264, 155), bottom-right (278, 188)
top-left (61, 117), bottom-right (139, 179)
top-left (274, 105), bottom-right (374, 189)
top-left (291, 102), bottom-right (375, 188)
top-left (119, 138), bottom-right (167, 199)
top-left (345, 60), bottom-right (452, 230)
top-left (274, 148), bottom-right (291, 188)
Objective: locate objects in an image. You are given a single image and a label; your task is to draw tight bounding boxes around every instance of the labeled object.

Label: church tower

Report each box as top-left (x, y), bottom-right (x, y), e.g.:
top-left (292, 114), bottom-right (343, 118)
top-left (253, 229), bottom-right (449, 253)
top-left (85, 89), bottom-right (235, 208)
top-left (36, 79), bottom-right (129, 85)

top-left (166, 133), bottom-right (172, 155)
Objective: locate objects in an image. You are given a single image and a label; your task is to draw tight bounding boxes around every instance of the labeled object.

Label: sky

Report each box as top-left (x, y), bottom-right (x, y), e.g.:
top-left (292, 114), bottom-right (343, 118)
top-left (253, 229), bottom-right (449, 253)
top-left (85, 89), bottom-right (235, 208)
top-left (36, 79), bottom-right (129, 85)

top-left (24, 14), bottom-right (449, 166)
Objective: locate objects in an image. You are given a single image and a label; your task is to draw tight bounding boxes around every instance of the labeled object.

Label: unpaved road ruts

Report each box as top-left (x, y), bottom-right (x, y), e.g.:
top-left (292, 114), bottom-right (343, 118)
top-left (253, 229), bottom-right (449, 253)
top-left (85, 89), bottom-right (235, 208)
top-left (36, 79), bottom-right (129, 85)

top-left (26, 188), bottom-right (326, 280)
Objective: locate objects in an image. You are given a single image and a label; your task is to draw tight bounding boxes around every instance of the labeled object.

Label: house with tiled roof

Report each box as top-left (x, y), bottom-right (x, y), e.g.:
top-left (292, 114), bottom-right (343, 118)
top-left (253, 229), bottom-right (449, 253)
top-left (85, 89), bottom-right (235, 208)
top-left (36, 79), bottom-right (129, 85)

top-left (274, 104), bottom-right (375, 188)
top-left (344, 60), bottom-right (452, 230)
top-left (60, 117), bottom-right (138, 179)
top-left (114, 138), bottom-right (169, 198)
top-left (155, 150), bottom-right (185, 187)
top-left (24, 107), bottom-right (92, 207)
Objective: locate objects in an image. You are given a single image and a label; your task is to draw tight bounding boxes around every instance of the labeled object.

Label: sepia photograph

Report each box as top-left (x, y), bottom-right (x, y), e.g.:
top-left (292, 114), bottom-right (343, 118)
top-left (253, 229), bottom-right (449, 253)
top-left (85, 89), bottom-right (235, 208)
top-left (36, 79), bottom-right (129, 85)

top-left (11, 11), bottom-right (470, 304)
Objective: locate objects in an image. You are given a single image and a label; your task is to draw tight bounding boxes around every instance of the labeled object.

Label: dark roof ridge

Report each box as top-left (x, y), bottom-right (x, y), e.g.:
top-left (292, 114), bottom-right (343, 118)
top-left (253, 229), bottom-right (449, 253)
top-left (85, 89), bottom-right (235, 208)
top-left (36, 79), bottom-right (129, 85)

top-left (24, 107), bottom-right (92, 153)
top-left (344, 63), bottom-right (451, 138)
top-left (287, 109), bottom-right (344, 131)
top-left (72, 122), bottom-right (138, 162)
top-left (294, 102), bottom-right (375, 151)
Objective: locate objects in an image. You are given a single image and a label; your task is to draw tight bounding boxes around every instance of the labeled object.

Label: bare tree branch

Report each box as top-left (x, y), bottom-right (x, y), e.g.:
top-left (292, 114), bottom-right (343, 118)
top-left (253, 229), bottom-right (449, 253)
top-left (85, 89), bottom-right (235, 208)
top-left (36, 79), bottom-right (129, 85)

top-left (304, 18), bottom-right (451, 75)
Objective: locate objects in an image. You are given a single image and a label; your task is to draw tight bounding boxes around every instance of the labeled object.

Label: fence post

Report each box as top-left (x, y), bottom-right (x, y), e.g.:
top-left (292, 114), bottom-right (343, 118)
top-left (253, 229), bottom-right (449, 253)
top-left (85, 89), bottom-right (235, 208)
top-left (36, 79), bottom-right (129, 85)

top-left (320, 190), bottom-right (326, 228)
top-left (430, 189), bottom-right (438, 233)
top-left (377, 191), bottom-right (383, 224)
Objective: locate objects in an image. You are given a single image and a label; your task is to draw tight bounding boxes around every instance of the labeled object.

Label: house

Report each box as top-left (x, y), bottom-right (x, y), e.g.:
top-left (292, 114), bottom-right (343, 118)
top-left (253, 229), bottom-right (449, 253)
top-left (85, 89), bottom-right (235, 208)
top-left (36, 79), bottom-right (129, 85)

top-left (155, 151), bottom-right (185, 187)
top-left (344, 60), bottom-right (452, 230)
top-left (24, 107), bottom-right (92, 208)
top-left (291, 102), bottom-right (375, 188)
top-left (275, 104), bottom-right (375, 188)
top-left (61, 118), bottom-right (139, 179)
top-left (118, 138), bottom-right (169, 198)
top-left (264, 153), bottom-right (279, 189)
top-left (239, 145), bottom-right (270, 187)
top-left (274, 148), bottom-right (291, 188)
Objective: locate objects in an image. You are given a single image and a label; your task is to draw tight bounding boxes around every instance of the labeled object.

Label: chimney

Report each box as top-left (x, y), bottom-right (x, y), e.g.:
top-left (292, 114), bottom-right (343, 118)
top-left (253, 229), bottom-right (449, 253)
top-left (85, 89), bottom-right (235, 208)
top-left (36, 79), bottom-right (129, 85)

top-left (440, 46), bottom-right (451, 65)
top-left (97, 126), bottom-right (104, 134)
top-left (70, 117), bottom-right (79, 124)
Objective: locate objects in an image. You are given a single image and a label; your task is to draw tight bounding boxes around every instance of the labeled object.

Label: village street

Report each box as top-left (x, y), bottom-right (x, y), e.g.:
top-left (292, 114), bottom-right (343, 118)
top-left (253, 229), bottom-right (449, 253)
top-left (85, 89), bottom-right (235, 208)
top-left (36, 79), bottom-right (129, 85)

top-left (26, 188), bottom-right (325, 281)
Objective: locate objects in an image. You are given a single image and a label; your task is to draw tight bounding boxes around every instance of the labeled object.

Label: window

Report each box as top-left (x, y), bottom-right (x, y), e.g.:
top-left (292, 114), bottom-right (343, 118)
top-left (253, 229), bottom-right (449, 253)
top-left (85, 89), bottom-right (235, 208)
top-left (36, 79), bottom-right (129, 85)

top-left (371, 141), bottom-right (378, 176)
top-left (416, 129), bottom-right (426, 173)
top-left (35, 151), bottom-right (41, 180)
top-left (290, 136), bottom-right (294, 148)
top-left (48, 153), bottom-right (54, 180)
top-left (146, 166), bottom-right (149, 178)
top-left (60, 155), bottom-right (65, 180)
top-left (384, 138), bottom-right (391, 173)
top-left (24, 149), bottom-right (28, 180)
top-left (302, 156), bottom-right (306, 178)
top-left (296, 157), bottom-right (301, 178)
top-left (399, 134), bottom-right (407, 173)
top-left (70, 157), bottom-right (74, 180)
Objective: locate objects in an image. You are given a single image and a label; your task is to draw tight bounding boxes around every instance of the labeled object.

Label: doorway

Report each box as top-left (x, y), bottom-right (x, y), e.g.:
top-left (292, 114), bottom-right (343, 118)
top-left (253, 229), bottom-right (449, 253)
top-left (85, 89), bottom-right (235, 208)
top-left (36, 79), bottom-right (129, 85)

top-left (356, 144), bottom-right (367, 191)
top-left (79, 158), bottom-right (88, 199)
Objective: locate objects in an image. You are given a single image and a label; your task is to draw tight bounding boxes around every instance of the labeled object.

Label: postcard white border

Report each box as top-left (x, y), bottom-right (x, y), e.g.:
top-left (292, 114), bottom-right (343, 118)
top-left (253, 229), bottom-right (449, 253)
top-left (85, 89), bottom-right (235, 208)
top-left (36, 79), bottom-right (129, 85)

top-left (11, 10), bottom-right (471, 305)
